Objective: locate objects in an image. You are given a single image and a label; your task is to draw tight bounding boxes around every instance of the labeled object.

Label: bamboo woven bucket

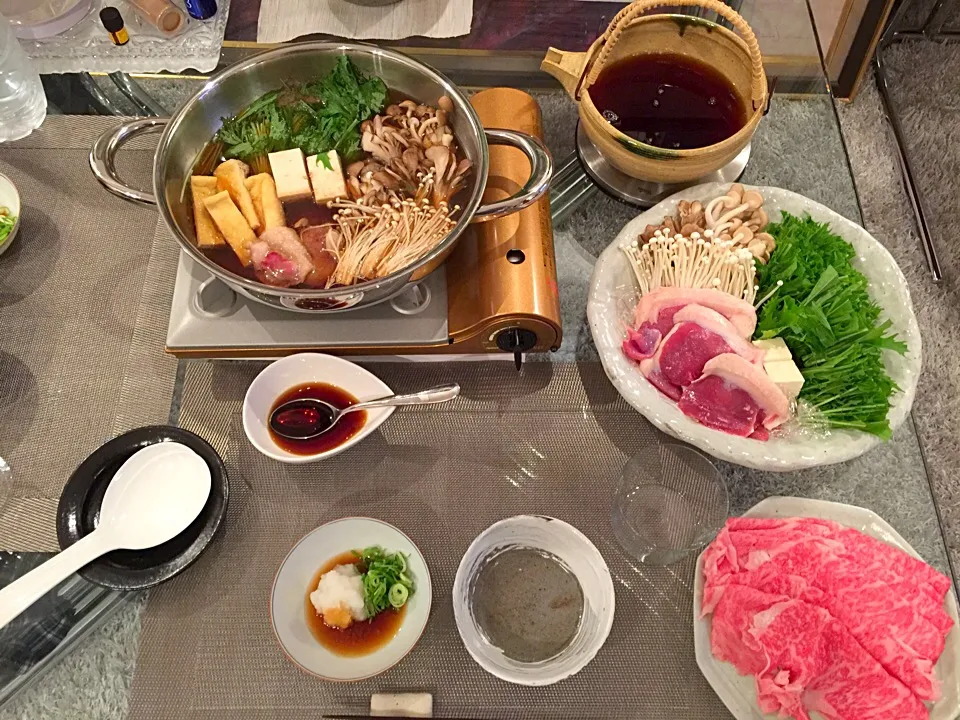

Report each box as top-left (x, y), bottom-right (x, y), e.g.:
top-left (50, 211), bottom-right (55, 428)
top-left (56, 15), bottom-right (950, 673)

top-left (541, 0), bottom-right (767, 183)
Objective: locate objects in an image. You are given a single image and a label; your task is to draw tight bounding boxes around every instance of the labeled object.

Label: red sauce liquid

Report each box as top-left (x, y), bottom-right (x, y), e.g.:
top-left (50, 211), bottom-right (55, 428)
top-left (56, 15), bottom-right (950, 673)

top-left (269, 383), bottom-right (366, 455)
top-left (589, 53), bottom-right (747, 150)
top-left (305, 552), bottom-right (406, 657)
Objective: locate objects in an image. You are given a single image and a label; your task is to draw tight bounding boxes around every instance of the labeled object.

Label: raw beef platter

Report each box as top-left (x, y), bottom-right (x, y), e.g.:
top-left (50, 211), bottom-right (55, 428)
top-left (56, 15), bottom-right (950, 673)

top-left (587, 184), bottom-right (921, 471)
top-left (693, 499), bottom-right (960, 720)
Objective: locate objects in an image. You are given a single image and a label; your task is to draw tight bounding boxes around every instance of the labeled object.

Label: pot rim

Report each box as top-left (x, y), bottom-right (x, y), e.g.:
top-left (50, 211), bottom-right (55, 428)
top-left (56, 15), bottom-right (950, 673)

top-left (153, 41), bottom-right (489, 299)
top-left (579, 15), bottom-right (766, 158)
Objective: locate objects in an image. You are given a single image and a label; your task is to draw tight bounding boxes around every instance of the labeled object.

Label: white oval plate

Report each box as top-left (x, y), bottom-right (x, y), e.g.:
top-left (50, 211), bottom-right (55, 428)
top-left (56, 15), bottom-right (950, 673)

top-left (452, 515), bottom-right (615, 686)
top-left (587, 183), bottom-right (922, 471)
top-left (693, 497), bottom-right (960, 720)
top-left (271, 517), bottom-right (432, 682)
top-left (243, 353), bottom-right (395, 463)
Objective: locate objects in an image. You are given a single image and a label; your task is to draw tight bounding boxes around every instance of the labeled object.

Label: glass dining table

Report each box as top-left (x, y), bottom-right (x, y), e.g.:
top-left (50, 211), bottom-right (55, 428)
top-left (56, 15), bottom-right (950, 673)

top-left (0, 1), bottom-right (953, 718)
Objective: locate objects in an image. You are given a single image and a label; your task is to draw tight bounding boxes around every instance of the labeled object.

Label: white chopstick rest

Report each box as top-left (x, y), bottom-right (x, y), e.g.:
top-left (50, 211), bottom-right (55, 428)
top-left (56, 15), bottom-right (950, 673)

top-left (370, 692), bottom-right (433, 717)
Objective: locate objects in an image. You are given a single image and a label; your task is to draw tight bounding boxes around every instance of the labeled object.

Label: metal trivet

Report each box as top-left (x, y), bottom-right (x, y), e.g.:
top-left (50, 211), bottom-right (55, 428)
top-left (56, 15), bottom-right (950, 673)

top-left (574, 122), bottom-right (749, 208)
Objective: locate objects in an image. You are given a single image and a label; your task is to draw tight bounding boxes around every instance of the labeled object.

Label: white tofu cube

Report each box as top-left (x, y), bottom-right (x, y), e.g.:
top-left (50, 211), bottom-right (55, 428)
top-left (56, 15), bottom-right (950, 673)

top-left (306, 151), bottom-right (348, 204)
top-left (267, 149), bottom-right (312, 202)
top-left (752, 337), bottom-right (793, 363)
top-left (764, 359), bottom-right (805, 400)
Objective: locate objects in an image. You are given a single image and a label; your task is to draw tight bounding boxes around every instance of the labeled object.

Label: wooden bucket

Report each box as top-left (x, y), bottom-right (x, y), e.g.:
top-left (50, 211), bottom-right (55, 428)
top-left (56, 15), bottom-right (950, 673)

top-left (541, 0), bottom-right (767, 183)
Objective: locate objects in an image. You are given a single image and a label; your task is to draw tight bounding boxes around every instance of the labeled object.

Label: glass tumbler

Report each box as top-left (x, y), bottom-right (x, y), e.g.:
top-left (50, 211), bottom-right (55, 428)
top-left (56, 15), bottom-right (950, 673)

top-left (611, 442), bottom-right (728, 565)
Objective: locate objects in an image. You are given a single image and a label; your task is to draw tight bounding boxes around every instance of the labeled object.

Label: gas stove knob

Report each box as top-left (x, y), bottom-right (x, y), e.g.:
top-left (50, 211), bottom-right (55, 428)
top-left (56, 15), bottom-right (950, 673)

top-left (495, 328), bottom-right (538, 354)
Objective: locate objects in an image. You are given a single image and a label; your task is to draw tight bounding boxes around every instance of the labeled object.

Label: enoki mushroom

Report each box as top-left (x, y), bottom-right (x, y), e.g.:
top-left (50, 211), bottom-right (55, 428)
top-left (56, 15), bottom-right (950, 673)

top-left (621, 229), bottom-right (758, 304)
top-left (328, 188), bottom-right (458, 287)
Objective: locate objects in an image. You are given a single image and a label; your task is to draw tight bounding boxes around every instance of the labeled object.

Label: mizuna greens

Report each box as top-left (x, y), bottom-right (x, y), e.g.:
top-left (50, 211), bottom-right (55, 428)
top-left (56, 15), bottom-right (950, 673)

top-left (754, 213), bottom-right (907, 439)
top-left (216, 56), bottom-right (387, 174)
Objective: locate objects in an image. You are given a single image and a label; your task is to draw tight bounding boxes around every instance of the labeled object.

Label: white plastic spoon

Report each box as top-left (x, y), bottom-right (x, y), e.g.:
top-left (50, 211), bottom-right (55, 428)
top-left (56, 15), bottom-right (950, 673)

top-left (0, 441), bottom-right (212, 630)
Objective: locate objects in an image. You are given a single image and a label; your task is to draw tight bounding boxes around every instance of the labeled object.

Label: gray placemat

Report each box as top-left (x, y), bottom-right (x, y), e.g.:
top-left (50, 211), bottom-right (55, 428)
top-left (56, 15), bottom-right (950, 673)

top-left (0, 116), bottom-right (179, 551)
top-left (128, 361), bottom-right (729, 720)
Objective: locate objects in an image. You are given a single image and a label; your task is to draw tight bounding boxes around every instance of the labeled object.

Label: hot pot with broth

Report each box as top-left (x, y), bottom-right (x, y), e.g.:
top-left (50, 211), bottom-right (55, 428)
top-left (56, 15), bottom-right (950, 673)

top-left (90, 43), bottom-right (552, 313)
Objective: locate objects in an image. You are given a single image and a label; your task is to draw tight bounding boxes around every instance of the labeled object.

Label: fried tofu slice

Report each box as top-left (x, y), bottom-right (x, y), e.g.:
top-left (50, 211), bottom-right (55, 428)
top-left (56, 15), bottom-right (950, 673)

top-left (215, 159), bottom-right (260, 232)
top-left (202, 191), bottom-right (257, 266)
top-left (245, 174), bottom-right (266, 229)
top-left (258, 174), bottom-right (286, 230)
top-left (245, 173), bottom-right (286, 232)
top-left (190, 176), bottom-right (226, 248)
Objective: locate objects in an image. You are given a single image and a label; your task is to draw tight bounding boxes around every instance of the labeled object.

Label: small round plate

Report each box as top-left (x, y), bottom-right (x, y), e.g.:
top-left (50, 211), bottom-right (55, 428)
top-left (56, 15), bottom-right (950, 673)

top-left (0, 172), bottom-right (22, 256)
top-left (56, 426), bottom-right (229, 590)
top-left (271, 517), bottom-right (432, 682)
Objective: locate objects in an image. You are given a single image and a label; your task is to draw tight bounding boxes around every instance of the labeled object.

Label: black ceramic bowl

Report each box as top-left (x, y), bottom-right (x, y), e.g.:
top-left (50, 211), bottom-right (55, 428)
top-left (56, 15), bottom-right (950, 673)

top-left (57, 425), bottom-right (229, 590)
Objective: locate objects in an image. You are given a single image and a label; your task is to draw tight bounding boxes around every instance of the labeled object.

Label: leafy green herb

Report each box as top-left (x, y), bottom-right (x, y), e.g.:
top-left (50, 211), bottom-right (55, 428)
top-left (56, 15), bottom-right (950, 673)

top-left (216, 56), bottom-right (386, 173)
top-left (356, 546), bottom-right (414, 617)
top-left (755, 212), bottom-right (907, 439)
top-left (0, 207), bottom-right (15, 244)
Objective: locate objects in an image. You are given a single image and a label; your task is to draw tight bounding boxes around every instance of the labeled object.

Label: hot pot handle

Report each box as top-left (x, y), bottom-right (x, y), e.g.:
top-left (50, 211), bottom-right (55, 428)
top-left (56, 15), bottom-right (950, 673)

top-left (89, 118), bottom-right (169, 205)
top-left (471, 129), bottom-right (553, 222)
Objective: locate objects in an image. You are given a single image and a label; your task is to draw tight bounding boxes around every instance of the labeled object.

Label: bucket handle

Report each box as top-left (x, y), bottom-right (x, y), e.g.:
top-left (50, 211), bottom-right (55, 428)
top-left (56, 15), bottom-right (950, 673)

top-left (578, 0), bottom-right (767, 112)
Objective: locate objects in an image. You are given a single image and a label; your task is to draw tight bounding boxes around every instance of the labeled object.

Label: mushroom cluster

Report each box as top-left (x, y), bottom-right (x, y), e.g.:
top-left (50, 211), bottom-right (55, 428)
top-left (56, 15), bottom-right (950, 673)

top-left (348, 97), bottom-right (472, 208)
top-left (640, 184), bottom-right (776, 263)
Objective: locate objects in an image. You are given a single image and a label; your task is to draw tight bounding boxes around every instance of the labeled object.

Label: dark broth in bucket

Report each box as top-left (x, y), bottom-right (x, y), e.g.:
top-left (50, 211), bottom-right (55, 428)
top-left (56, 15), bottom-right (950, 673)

top-left (589, 53), bottom-right (747, 150)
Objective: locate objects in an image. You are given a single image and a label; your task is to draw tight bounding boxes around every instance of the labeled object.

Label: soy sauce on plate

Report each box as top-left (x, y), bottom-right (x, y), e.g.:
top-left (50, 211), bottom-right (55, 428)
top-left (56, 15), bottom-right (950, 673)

top-left (268, 383), bottom-right (366, 455)
top-left (589, 53), bottom-right (747, 150)
top-left (304, 552), bottom-right (406, 656)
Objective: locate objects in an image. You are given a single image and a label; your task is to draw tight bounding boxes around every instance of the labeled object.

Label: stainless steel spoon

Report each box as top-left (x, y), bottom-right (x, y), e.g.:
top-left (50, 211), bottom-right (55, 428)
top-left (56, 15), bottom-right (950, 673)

top-left (270, 383), bottom-right (461, 440)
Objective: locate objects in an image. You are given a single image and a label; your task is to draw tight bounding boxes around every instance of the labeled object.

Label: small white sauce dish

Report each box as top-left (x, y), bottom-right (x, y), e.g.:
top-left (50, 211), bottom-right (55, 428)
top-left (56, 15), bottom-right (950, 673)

top-left (0, 173), bottom-right (22, 256)
top-left (270, 517), bottom-right (432, 681)
top-left (242, 353), bottom-right (394, 463)
top-left (452, 515), bottom-right (616, 686)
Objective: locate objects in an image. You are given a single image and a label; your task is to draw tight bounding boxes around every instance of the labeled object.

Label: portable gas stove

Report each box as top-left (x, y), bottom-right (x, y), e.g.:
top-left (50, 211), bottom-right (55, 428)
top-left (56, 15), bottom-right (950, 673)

top-left (165, 89), bottom-right (562, 365)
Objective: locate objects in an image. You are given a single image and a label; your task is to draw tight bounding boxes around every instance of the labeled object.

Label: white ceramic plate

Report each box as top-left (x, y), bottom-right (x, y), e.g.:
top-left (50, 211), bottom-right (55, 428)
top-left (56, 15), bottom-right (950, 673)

top-left (587, 183), bottom-right (922, 471)
top-left (270, 517), bottom-right (432, 682)
top-left (693, 497), bottom-right (960, 720)
top-left (0, 173), bottom-right (21, 256)
top-left (452, 515), bottom-right (615, 686)
top-left (242, 353), bottom-right (395, 463)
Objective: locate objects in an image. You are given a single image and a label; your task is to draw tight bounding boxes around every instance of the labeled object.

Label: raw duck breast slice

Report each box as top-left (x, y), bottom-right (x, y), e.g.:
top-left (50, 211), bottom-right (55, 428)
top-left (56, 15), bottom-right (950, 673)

top-left (622, 325), bottom-right (662, 362)
top-left (712, 586), bottom-right (928, 720)
top-left (633, 286), bottom-right (758, 338)
top-left (678, 353), bottom-right (790, 436)
top-left (640, 305), bottom-right (765, 392)
top-left (672, 305), bottom-right (766, 366)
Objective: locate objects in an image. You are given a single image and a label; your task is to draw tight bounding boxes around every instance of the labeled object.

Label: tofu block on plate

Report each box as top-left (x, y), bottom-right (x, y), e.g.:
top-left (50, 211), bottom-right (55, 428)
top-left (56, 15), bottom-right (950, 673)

top-left (214, 159), bottom-right (260, 232)
top-left (268, 148), bottom-right (313, 202)
top-left (306, 151), bottom-right (348, 204)
top-left (190, 176), bottom-right (226, 248)
top-left (202, 191), bottom-right (257, 266)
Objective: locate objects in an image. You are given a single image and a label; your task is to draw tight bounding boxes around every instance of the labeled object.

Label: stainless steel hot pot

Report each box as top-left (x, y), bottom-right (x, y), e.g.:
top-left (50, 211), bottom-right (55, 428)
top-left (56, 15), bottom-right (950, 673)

top-left (90, 42), bottom-right (552, 313)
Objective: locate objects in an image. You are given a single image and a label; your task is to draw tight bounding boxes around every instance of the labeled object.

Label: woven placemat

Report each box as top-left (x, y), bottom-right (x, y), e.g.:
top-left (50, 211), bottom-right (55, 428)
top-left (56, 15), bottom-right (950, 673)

top-left (0, 116), bottom-right (179, 551)
top-left (128, 361), bottom-right (729, 719)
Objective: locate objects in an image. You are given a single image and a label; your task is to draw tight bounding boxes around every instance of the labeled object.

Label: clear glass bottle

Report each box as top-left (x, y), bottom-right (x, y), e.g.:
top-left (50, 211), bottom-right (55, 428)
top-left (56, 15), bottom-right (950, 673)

top-left (0, 11), bottom-right (47, 142)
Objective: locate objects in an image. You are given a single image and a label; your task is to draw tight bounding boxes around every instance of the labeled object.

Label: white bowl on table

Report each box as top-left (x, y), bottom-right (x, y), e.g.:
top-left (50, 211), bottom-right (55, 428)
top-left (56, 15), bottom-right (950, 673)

top-left (0, 173), bottom-right (22, 256)
top-left (270, 516), bottom-right (432, 681)
top-left (452, 515), bottom-right (616, 686)
top-left (242, 353), bottom-right (395, 464)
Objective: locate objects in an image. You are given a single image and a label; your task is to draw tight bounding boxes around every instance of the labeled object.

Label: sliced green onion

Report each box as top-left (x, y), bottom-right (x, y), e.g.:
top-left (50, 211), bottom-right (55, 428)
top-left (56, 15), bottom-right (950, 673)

top-left (388, 583), bottom-right (409, 608)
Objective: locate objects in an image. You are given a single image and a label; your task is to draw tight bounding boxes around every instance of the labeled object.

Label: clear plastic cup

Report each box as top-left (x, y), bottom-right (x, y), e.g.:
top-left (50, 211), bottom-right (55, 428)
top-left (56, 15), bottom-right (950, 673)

top-left (611, 443), bottom-right (728, 565)
top-left (0, 12), bottom-right (47, 142)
